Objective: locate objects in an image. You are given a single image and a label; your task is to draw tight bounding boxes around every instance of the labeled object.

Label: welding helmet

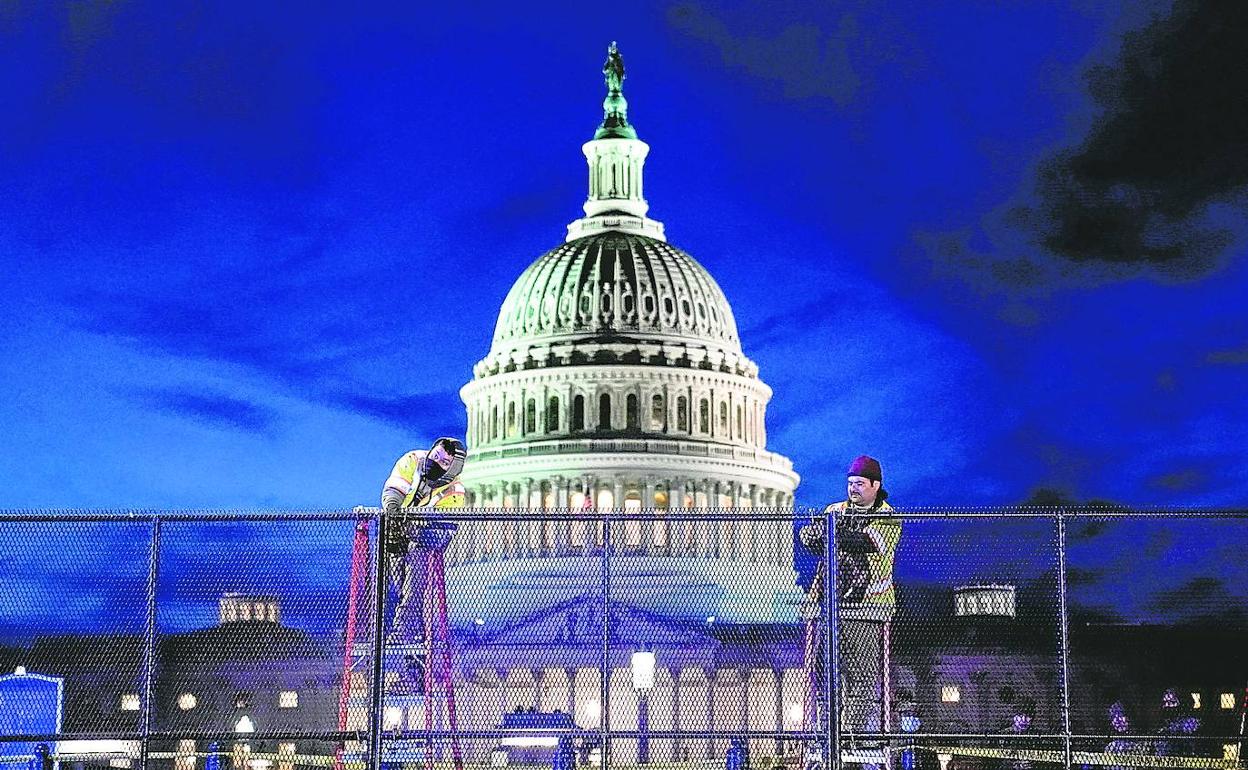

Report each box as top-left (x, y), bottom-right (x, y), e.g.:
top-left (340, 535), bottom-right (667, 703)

top-left (418, 437), bottom-right (466, 485)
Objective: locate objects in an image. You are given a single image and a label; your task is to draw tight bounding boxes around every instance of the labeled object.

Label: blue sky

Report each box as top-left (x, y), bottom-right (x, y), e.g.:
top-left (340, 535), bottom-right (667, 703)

top-left (1, 0), bottom-right (1246, 515)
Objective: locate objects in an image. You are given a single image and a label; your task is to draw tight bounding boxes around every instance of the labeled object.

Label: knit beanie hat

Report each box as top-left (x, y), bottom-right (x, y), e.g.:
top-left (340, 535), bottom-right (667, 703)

top-left (847, 455), bottom-right (883, 482)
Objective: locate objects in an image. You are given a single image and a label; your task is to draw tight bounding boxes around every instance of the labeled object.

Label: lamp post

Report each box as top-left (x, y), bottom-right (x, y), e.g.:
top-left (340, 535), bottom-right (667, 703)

top-left (631, 649), bottom-right (656, 765)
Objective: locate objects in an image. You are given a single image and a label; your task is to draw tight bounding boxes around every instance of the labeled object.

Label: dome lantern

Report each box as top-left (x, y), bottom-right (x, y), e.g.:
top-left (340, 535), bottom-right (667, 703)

top-left (568, 42), bottom-right (666, 242)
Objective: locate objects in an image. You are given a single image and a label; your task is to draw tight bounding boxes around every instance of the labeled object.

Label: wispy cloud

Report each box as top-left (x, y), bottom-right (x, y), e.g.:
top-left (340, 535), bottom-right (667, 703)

top-left (134, 387), bottom-right (278, 434)
top-left (666, 1), bottom-right (921, 110)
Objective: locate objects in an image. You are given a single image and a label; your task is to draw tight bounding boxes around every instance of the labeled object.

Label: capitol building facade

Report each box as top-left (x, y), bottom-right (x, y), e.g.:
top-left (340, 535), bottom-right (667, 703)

top-left (435, 46), bottom-right (810, 763)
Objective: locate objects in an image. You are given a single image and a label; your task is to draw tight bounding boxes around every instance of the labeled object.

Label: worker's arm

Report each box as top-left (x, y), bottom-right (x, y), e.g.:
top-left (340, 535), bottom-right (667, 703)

top-left (381, 451), bottom-right (420, 513)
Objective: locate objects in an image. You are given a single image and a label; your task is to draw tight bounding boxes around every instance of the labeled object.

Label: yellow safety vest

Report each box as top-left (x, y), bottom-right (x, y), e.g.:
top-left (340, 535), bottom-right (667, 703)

top-left (385, 450), bottom-right (467, 510)
top-left (825, 500), bottom-right (901, 608)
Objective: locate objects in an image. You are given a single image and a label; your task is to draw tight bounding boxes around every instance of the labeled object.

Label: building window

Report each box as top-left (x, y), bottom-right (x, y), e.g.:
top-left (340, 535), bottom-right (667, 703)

top-left (676, 396), bottom-right (689, 431)
top-left (177, 693), bottom-right (197, 711)
top-left (736, 405), bottom-right (743, 438)
top-left (1191, 692), bottom-right (1201, 709)
top-left (598, 393), bottom-right (612, 429)
top-left (1221, 692), bottom-right (1236, 710)
top-left (719, 402), bottom-right (728, 434)
top-left (491, 405), bottom-right (498, 440)
top-left (941, 685), bottom-right (961, 703)
top-left (120, 693), bottom-right (140, 711)
top-left (279, 690), bottom-right (298, 708)
top-left (572, 395), bottom-right (585, 431)
top-left (175, 739), bottom-right (196, 770)
top-left (699, 399), bottom-right (709, 433)
top-left (626, 394), bottom-right (639, 429)
top-left (506, 402), bottom-right (517, 437)
top-left (546, 396), bottom-right (559, 432)
top-left (650, 394), bottom-right (664, 430)
top-left (278, 743), bottom-right (296, 770)
top-left (525, 399), bottom-right (536, 434)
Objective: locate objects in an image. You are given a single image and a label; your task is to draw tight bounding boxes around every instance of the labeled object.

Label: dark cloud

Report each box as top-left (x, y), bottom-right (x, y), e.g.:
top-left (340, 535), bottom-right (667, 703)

top-left (1066, 566), bottom-right (1106, 587)
top-left (1206, 346), bottom-right (1248, 366)
top-left (668, 3), bottom-right (858, 106)
top-left (134, 388), bottom-right (277, 434)
top-left (666, 1), bottom-right (918, 109)
top-left (1148, 469), bottom-right (1206, 493)
top-left (911, 0), bottom-right (1248, 294)
top-left (1068, 519), bottom-right (1112, 543)
top-left (738, 293), bottom-right (846, 349)
top-left (1146, 576), bottom-right (1248, 625)
top-left (1021, 0), bottom-right (1248, 278)
top-left (340, 391), bottom-right (466, 436)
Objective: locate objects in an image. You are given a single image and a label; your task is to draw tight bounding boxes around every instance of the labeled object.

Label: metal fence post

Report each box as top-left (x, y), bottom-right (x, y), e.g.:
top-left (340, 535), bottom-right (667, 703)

top-left (139, 515), bottom-right (161, 770)
top-left (600, 510), bottom-right (612, 770)
top-left (369, 511), bottom-right (388, 770)
top-left (1056, 509), bottom-right (1074, 769)
top-left (826, 506), bottom-right (840, 770)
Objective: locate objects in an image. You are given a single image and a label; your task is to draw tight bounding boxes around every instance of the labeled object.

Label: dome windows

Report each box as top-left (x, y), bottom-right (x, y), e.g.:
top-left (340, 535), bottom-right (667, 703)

top-left (598, 394), bottom-right (612, 429)
top-left (699, 399), bottom-right (710, 434)
top-left (546, 396), bottom-right (560, 432)
top-left (525, 399), bottom-right (537, 434)
top-left (650, 394), bottom-right (665, 430)
top-left (626, 394), bottom-right (639, 430)
top-left (572, 395), bottom-right (586, 432)
top-left (676, 396), bottom-right (689, 432)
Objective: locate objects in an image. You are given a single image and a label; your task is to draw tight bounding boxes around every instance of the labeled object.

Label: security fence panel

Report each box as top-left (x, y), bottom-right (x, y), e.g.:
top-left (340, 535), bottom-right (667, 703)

top-left (0, 516), bottom-right (153, 749)
top-left (1, 507), bottom-right (1245, 770)
top-left (605, 509), bottom-right (810, 768)
top-left (443, 510), bottom-right (608, 766)
top-left (1065, 513), bottom-right (1248, 754)
top-left (883, 512), bottom-right (1064, 741)
top-left (153, 515), bottom-right (358, 748)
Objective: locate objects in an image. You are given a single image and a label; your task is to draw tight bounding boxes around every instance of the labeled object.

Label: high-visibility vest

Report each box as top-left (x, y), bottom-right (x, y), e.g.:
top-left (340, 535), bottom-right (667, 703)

top-left (386, 450), bottom-right (467, 509)
top-left (825, 501), bottom-right (901, 608)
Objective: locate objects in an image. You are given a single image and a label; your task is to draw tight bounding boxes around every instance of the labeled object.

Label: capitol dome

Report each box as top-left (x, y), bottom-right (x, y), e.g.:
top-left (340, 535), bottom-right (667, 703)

top-left (483, 232), bottom-right (750, 378)
top-left (448, 43), bottom-right (801, 627)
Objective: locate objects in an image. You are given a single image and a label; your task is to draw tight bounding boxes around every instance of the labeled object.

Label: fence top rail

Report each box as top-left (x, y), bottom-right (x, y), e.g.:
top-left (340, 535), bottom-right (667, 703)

top-left (0, 506), bottom-right (1246, 523)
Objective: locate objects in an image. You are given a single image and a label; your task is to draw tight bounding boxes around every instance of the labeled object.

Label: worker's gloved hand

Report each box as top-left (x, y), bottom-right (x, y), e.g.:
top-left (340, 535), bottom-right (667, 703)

top-left (384, 525), bottom-right (409, 555)
top-left (798, 521), bottom-right (825, 555)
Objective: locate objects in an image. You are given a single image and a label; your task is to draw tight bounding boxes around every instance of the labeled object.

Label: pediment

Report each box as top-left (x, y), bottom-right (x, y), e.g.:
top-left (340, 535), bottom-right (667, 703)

top-left (480, 594), bottom-right (716, 648)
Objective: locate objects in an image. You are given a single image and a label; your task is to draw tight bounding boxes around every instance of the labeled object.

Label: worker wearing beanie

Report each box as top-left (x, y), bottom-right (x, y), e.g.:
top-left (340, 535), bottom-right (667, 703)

top-left (799, 455), bottom-right (902, 743)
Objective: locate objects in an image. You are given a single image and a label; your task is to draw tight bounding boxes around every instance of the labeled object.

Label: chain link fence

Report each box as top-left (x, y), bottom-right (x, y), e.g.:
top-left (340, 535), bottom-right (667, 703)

top-left (0, 509), bottom-right (1244, 770)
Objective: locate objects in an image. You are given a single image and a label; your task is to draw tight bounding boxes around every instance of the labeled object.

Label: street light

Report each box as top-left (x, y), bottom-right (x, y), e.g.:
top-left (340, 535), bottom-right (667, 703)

top-left (631, 649), bottom-right (656, 765)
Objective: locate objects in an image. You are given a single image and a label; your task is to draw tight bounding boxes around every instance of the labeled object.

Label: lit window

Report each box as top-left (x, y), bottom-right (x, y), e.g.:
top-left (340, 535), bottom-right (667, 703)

top-left (279, 690), bottom-right (299, 708)
top-left (175, 739), bottom-right (196, 770)
top-left (1223, 744), bottom-right (1240, 761)
top-left (1191, 693), bottom-right (1201, 709)
top-left (383, 706), bottom-right (403, 730)
top-left (1221, 693), bottom-right (1236, 710)
top-left (941, 685), bottom-right (961, 703)
top-left (177, 693), bottom-right (197, 710)
top-left (120, 693), bottom-right (140, 711)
